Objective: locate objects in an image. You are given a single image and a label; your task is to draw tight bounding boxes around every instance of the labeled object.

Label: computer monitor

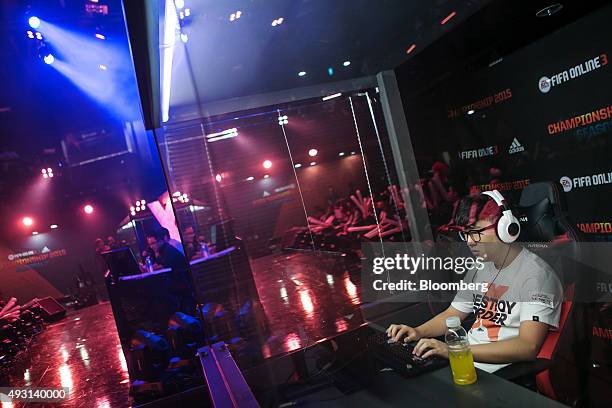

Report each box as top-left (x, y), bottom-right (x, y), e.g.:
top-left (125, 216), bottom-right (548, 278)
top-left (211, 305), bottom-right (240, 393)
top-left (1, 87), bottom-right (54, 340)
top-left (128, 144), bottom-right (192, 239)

top-left (102, 246), bottom-right (141, 281)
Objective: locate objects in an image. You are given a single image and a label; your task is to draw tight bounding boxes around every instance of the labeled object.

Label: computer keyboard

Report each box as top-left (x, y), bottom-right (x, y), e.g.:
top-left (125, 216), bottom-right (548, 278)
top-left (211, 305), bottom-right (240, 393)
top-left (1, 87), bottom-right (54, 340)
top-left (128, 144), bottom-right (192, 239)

top-left (368, 330), bottom-right (448, 377)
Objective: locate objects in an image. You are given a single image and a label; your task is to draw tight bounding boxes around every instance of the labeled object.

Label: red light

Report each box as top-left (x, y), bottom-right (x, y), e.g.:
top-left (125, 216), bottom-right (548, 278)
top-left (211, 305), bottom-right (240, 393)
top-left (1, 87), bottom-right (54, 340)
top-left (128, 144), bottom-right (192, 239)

top-left (441, 11), bottom-right (456, 25)
top-left (263, 160), bottom-right (272, 169)
top-left (22, 217), bottom-right (33, 226)
top-left (83, 204), bottom-right (94, 214)
top-left (406, 44), bottom-right (416, 54)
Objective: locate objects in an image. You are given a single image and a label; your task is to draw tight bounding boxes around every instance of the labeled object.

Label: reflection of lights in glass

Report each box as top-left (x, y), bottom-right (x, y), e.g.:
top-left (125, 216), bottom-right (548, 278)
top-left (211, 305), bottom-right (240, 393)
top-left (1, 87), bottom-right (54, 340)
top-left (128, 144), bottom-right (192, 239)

top-left (280, 286), bottom-right (288, 303)
top-left (335, 318), bottom-right (348, 332)
top-left (80, 346), bottom-right (90, 368)
top-left (96, 398), bottom-right (111, 408)
top-left (284, 333), bottom-right (301, 352)
top-left (59, 364), bottom-right (73, 388)
top-left (118, 348), bottom-right (128, 373)
top-left (299, 290), bottom-right (314, 316)
top-left (344, 274), bottom-right (360, 305)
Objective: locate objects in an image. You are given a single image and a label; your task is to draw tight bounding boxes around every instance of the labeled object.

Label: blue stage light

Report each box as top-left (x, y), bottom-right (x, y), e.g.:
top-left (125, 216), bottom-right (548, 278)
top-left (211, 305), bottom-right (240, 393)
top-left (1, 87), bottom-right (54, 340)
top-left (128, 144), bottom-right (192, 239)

top-left (28, 16), bottom-right (41, 29)
top-left (43, 54), bottom-right (54, 64)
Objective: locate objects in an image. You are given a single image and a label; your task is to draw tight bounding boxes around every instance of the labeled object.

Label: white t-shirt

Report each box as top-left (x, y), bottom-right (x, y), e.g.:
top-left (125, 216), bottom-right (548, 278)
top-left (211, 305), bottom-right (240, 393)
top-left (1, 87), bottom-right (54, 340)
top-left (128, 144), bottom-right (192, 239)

top-left (451, 247), bottom-right (563, 373)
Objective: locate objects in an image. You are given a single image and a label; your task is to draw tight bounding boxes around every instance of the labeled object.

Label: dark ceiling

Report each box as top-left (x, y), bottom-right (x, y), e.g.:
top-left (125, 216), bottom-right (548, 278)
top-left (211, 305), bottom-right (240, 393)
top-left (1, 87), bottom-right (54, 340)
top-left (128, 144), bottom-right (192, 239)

top-left (168, 0), bottom-right (490, 111)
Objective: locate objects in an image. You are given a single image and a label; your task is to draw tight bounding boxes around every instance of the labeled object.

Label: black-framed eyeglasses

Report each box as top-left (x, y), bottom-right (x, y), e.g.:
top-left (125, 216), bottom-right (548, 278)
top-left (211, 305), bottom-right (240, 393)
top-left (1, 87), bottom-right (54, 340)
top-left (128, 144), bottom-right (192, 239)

top-left (453, 224), bottom-right (496, 242)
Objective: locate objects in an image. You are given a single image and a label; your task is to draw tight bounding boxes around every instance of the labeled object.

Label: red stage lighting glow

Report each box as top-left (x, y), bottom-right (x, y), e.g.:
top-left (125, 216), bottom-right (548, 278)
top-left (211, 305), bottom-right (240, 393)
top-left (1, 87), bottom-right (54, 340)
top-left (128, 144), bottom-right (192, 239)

top-left (22, 217), bottom-right (33, 226)
top-left (263, 160), bottom-right (272, 169)
top-left (83, 204), bottom-right (94, 214)
top-left (441, 11), bottom-right (456, 25)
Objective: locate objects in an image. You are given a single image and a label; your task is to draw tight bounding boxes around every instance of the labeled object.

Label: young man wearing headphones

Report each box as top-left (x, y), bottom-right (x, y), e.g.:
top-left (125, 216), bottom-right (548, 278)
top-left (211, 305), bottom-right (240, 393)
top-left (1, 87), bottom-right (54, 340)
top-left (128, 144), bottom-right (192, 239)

top-left (387, 190), bottom-right (563, 372)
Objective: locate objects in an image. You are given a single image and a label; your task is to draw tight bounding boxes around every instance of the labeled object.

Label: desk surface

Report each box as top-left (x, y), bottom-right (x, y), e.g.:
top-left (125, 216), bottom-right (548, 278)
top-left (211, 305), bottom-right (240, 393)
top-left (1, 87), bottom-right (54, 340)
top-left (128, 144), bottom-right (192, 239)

top-left (297, 367), bottom-right (565, 407)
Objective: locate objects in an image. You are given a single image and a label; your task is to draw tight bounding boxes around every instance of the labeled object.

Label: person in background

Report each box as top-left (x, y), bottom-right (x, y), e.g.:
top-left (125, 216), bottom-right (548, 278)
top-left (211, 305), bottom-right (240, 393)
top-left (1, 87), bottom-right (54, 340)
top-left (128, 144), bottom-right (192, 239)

top-left (158, 227), bottom-right (185, 255)
top-left (106, 236), bottom-right (119, 249)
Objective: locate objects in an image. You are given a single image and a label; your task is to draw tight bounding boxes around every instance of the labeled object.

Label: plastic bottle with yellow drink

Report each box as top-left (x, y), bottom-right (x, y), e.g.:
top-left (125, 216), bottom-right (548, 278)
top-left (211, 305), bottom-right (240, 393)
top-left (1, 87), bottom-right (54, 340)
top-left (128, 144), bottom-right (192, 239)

top-left (445, 316), bottom-right (477, 385)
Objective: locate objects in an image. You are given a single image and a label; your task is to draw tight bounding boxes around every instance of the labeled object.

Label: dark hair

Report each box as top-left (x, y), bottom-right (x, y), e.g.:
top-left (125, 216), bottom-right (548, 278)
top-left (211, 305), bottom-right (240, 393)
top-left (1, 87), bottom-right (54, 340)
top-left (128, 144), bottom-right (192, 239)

top-left (158, 227), bottom-right (170, 240)
top-left (146, 231), bottom-right (161, 241)
top-left (454, 194), bottom-right (500, 227)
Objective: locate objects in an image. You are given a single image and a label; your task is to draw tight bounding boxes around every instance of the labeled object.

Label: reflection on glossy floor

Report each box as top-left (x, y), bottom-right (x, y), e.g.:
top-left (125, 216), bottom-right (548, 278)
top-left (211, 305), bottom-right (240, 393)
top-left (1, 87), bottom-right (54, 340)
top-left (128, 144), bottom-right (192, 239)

top-left (2, 251), bottom-right (363, 407)
top-left (250, 251), bottom-right (365, 359)
top-left (3, 302), bottom-right (130, 408)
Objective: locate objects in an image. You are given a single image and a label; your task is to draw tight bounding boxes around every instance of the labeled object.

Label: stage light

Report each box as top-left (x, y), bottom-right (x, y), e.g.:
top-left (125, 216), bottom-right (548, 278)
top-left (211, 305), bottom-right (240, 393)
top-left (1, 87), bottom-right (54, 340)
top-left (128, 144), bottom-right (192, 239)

top-left (246, 176), bottom-right (254, 181)
top-left (263, 160), bottom-right (272, 169)
top-left (343, 60), bottom-right (351, 67)
top-left (141, 200), bottom-right (146, 205)
top-left (35, 32), bottom-right (43, 40)
top-left (327, 67), bottom-right (334, 76)
top-left (310, 162), bottom-right (316, 166)
top-left (32, 231), bottom-right (39, 235)
top-left (43, 54), bottom-right (54, 64)
top-left (23, 217), bottom-right (33, 226)
top-left (441, 11), bottom-right (457, 25)
top-left (130, 206), bottom-right (135, 212)
top-left (308, 149), bottom-right (318, 157)
top-left (27, 30), bottom-right (34, 39)
top-left (95, 33), bottom-right (105, 40)
top-left (215, 174), bottom-right (222, 182)
top-left (28, 16), bottom-right (41, 29)
top-left (339, 152), bottom-right (345, 156)
top-left (184, 9), bottom-right (191, 17)
top-left (294, 163), bottom-right (302, 168)
top-left (206, 127), bottom-right (238, 142)
top-left (278, 115), bottom-right (288, 125)
top-left (351, 151), bottom-right (356, 155)
top-left (467, 110), bottom-right (475, 115)
top-left (83, 204), bottom-right (94, 214)
top-left (406, 44), bottom-right (416, 54)
top-left (99, 64), bottom-right (107, 70)
top-left (322, 93), bottom-right (342, 101)
top-left (230, 11), bottom-right (242, 21)
top-left (50, 224), bottom-right (58, 229)
top-left (180, 33), bottom-right (188, 43)
top-left (175, 0), bottom-right (185, 9)
top-left (264, 174), bottom-right (270, 179)
top-left (298, 71), bottom-right (306, 77)
top-left (272, 18), bottom-right (284, 26)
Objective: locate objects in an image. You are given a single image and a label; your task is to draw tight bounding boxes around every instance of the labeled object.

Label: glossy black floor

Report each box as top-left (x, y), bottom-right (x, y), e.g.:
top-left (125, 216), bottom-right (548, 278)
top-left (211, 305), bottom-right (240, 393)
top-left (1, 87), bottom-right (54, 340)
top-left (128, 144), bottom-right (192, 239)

top-left (3, 251), bottom-right (365, 407)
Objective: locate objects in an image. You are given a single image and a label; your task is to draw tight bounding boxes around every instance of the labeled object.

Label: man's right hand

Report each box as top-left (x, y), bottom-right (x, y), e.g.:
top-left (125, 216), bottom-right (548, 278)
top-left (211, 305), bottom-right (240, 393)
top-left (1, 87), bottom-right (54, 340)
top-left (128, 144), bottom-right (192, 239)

top-left (386, 324), bottom-right (422, 343)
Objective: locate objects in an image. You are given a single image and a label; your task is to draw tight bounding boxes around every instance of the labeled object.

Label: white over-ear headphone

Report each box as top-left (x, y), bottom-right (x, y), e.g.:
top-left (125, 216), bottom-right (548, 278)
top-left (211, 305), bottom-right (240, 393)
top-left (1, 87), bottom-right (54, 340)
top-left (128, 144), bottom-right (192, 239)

top-left (482, 190), bottom-right (521, 243)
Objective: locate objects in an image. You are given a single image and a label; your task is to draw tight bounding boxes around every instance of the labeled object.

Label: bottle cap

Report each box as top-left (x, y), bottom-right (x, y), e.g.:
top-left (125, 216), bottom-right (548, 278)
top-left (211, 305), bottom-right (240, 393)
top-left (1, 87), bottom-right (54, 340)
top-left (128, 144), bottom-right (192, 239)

top-left (446, 316), bottom-right (461, 328)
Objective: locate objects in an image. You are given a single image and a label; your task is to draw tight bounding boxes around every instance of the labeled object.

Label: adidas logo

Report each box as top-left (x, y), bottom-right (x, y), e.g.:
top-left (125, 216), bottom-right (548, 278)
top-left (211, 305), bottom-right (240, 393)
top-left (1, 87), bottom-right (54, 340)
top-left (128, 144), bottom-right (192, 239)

top-left (509, 138), bottom-right (525, 154)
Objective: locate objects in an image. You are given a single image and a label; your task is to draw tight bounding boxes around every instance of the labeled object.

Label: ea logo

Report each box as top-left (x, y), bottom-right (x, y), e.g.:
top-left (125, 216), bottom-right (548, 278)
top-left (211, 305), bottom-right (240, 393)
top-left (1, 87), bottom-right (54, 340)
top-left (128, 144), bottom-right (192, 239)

top-left (559, 176), bottom-right (572, 192)
top-left (538, 76), bottom-right (551, 93)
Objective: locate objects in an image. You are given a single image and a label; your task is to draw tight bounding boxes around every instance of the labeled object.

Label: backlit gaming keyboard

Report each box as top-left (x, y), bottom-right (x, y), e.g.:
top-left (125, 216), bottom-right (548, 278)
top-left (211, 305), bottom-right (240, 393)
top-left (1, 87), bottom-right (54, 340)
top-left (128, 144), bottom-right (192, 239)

top-left (368, 330), bottom-right (448, 377)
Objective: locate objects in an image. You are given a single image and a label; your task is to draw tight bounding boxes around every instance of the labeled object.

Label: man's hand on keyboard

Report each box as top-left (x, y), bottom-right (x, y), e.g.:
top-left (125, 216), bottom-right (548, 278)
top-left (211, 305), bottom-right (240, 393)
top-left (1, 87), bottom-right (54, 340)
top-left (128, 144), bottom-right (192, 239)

top-left (386, 324), bottom-right (422, 343)
top-left (413, 338), bottom-right (449, 359)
